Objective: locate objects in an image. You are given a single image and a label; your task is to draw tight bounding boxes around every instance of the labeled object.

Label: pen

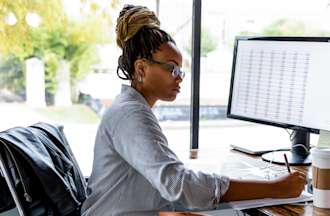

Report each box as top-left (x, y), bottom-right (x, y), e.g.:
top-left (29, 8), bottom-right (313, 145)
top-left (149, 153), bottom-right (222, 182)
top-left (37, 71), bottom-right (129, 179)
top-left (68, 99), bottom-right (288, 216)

top-left (283, 153), bottom-right (291, 173)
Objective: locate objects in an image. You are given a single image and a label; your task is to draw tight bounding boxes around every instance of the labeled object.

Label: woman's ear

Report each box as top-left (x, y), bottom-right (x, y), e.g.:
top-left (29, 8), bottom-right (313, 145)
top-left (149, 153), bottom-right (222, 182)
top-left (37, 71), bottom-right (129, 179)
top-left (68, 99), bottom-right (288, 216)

top-left (134, 59), bottom-right (146, 78)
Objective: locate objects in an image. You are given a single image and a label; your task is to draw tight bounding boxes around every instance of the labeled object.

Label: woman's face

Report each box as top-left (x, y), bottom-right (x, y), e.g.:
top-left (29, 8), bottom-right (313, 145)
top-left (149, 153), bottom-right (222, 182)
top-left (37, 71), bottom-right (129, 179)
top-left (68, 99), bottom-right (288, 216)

top-left (137, 42), bottom-right (183, 106)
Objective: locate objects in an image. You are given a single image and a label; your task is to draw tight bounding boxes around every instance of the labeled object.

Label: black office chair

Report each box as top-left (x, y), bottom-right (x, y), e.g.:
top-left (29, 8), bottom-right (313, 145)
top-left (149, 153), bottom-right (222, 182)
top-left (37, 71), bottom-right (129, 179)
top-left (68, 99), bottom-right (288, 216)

top-left (0, 150), bottom-right (24, 216)
top-left (0, 123), bottom-right (87, 216)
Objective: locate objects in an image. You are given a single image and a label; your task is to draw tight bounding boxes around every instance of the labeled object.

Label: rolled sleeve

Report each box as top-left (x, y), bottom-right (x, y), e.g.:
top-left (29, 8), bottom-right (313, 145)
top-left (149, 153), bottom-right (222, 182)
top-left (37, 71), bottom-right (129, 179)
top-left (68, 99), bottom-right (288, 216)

top-left (213, 175), bottom-right (230, 208)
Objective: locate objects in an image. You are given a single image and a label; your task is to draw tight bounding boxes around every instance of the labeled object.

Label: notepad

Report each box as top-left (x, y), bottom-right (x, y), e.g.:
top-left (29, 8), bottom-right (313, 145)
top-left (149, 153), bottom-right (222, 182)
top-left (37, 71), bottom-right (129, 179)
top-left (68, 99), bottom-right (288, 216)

top-left (195, 192), bottom-right (312, 215)
top-left (197, 208), bottom-right (245, 216)
top-left (225, 191), bottom-right (312, 210)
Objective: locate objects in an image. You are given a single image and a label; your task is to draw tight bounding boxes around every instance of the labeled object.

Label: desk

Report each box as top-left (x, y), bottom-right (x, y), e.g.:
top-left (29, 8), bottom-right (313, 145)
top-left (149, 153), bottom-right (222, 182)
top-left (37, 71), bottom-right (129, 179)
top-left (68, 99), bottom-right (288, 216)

top-left (166, 124), bottom-right (327, 215)
top-left (223, 150), bottom-right (330, 216)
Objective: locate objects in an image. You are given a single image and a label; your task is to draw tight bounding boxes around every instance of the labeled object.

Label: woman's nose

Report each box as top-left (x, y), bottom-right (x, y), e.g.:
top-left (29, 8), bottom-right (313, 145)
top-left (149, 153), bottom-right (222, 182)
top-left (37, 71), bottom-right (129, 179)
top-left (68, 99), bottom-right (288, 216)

top-left (175, 76), bottom-right (183, 83)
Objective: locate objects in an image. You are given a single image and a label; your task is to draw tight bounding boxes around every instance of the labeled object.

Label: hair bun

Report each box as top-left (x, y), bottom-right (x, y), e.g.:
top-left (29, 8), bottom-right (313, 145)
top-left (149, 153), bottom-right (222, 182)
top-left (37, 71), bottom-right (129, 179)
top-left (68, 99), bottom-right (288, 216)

top-left (116, 4), bottom-right (160, 49)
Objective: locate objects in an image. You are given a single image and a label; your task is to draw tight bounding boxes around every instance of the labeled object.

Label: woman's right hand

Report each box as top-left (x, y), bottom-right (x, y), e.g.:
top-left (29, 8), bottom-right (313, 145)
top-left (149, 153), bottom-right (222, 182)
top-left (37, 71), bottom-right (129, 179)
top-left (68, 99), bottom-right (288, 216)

top-left (270, 171), bottom-right (306, 199)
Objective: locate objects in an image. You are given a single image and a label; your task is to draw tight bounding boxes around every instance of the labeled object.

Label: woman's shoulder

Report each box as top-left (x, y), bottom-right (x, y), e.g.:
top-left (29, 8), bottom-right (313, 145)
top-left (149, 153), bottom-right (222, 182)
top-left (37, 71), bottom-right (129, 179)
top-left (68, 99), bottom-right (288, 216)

top-left (101, 97), bottom-right (153, 124)
top-left (108, 98), bottom-right (150, 115)
top-left (99, 99), bottom-right (159, 136)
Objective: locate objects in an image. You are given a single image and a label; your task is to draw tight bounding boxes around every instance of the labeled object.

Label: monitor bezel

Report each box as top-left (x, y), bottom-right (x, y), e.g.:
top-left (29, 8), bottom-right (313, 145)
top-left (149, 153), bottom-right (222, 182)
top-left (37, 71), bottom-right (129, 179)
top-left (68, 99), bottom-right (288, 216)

top-left (226, 36), bottom-right (330, 134)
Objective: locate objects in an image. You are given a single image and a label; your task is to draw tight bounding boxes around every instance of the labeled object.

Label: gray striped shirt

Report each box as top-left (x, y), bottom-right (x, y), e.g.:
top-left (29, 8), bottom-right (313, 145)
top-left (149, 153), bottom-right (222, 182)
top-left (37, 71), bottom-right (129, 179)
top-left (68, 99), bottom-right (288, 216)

top-left (81, 84), bottom-right (230, 216)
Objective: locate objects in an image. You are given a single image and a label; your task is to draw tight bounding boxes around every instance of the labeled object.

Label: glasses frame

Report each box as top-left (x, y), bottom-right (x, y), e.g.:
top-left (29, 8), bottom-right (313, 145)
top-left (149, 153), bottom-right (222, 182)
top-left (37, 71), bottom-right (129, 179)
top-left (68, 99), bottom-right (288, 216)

top-left (144, 58), bottom-right (185, 80)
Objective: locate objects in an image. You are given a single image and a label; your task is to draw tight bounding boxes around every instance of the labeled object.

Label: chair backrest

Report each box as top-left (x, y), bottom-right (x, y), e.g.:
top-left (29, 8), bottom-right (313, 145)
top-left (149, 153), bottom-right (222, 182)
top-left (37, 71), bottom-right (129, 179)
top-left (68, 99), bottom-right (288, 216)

top-left (0, 123), bottom-right (87, 216)
top-left (0, 151), bottom-right (24, 216)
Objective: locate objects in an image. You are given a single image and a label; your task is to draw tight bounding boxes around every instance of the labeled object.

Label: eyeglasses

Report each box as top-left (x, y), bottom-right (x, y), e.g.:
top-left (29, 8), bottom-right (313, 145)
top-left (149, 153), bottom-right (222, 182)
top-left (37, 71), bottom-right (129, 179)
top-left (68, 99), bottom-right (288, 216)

top-left (144, 58), bottom-right (185, 80)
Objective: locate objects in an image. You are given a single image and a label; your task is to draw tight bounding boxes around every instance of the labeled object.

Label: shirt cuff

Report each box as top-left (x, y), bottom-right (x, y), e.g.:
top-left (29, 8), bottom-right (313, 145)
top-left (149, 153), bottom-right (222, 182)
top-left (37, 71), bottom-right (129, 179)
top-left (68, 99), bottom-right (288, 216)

top-left (212, 175), bottom-right (230, 208)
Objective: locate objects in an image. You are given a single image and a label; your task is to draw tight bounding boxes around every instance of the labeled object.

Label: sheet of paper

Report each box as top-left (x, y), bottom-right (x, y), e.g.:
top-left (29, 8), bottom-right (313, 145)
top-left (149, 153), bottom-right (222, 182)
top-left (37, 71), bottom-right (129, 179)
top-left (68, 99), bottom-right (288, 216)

top-left (196, 192), bottom-right (312, 215)
top-left (197, 208), bottom-right (245, 216)
top-left (225, 191), bottom-right (312, 210)
top-left (318, 130), bottom-right (330, 147)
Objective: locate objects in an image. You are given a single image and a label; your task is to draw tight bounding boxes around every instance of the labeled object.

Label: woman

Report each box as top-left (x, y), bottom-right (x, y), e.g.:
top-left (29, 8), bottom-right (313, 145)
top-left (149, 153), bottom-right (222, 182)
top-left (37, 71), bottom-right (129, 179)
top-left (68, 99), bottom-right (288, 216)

top-left (81, 4), bottom-right (306, 216)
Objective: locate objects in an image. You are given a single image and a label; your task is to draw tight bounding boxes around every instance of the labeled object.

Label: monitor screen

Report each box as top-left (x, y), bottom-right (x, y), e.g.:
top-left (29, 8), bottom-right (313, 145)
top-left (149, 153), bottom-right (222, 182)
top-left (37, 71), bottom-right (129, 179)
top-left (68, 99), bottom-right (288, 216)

top-left (227, 36), bottom-right (330, 133)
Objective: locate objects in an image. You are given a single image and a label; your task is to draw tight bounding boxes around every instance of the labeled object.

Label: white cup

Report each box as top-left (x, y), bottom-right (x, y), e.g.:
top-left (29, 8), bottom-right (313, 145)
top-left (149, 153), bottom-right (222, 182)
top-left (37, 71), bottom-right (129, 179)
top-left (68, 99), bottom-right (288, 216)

top-left (311, 147), bottom-right (330, 209)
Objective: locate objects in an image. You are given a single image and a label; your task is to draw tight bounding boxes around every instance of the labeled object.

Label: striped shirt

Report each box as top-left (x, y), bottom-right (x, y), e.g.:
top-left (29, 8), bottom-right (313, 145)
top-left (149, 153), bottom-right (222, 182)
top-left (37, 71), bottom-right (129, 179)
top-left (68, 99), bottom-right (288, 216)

top-left (81, 84), bottom-right (230, 216)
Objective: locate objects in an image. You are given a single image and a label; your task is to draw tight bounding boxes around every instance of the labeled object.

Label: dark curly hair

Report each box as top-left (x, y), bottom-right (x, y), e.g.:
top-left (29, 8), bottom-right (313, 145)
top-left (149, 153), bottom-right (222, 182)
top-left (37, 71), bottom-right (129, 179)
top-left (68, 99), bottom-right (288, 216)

top-left (115, 4), bottom-right (175, 80)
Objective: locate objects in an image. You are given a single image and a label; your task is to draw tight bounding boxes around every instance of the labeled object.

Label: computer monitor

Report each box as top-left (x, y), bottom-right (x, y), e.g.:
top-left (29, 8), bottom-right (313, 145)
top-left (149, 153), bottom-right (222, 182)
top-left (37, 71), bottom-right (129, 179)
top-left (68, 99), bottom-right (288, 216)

top-left (227, 36), bottom-right (330, 165)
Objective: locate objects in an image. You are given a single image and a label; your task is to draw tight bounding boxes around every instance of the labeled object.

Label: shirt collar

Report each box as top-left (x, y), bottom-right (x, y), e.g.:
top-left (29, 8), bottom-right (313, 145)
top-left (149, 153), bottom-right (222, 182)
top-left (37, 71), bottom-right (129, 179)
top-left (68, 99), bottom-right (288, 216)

top-left (121, 84), bottom-right (150, 107)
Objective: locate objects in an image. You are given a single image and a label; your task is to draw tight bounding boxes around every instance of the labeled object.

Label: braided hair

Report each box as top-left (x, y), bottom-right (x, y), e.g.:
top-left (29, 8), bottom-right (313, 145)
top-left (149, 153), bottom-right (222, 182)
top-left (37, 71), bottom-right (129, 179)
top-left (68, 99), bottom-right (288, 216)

top-left (115, 4), bottom-right (175, 80)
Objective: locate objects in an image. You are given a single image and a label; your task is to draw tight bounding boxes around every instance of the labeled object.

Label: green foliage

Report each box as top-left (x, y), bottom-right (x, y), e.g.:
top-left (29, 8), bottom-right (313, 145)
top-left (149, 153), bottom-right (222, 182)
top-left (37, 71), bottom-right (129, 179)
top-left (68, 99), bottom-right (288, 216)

top-left (1, 0), bottom-right (118, 102)
top-left (0, 0), bottom-right (66, 55)
top-left (185, 27), bottom-right (218, 57)
top-left (238, 18), bottom-right (330, 37)
top-left (237, 31), bottom-right (258, 36)
top-left (43, 52), bottom-right (59, 95)
top-left (27, 24), bottom-right (104, 98)
top-left (0, 55), bottom-right (25, 94)
top-left (234, 19), bottom-right (330, 50)
top-left (201, 28), bottom-right (218, 56)
top-left (262, 19), bottom-right (306, 36)
top-left (70, 45), bottom-right (99, 85)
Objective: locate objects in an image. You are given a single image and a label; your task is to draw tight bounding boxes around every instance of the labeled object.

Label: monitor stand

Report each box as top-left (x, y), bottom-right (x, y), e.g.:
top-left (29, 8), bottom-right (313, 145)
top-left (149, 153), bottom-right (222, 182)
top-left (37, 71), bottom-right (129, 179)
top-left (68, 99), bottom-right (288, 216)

top-left (262, 129), bottom-right (311, 165)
